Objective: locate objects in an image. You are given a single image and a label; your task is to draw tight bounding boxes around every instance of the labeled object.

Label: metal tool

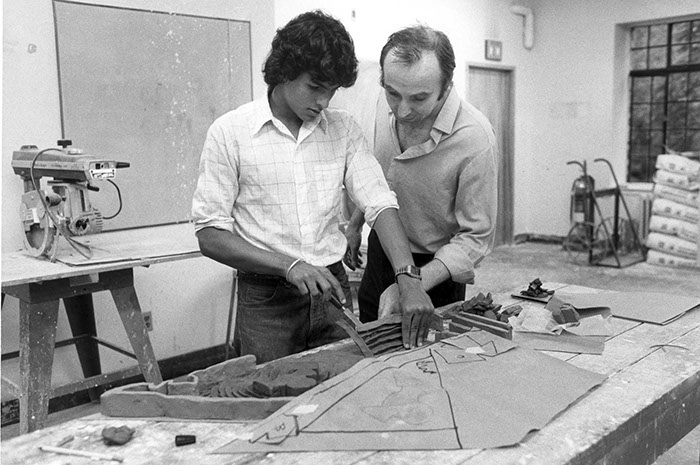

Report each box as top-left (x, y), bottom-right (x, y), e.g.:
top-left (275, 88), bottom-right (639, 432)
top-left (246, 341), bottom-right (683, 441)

top-left (326, 295), bottom-right (374, 357)
top-left (11, 140), bottom-right (129, 261)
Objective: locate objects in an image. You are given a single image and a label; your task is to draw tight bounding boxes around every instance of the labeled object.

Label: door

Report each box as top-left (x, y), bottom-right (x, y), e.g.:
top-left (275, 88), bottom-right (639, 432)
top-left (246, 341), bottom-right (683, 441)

top-left (468, 65), bottom-right (515, 246)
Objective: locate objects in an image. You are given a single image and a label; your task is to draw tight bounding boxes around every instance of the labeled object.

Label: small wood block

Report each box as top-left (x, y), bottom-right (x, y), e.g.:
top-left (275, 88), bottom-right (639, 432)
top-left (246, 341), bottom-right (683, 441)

top-left (450, 313), bottom-right (513, 340)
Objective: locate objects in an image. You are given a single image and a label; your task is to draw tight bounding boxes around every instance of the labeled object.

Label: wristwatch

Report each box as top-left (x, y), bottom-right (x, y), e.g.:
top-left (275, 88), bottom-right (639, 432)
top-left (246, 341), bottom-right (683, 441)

top-left (394, 265), bottom-right (422, 282)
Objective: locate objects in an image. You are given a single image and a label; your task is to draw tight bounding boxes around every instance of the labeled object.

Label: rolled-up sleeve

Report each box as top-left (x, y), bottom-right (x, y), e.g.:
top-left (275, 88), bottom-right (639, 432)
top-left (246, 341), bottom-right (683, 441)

top-left (342, 118), bottom-right (398, 227)
top-left (191, 122), bottom-right (238, 233)
top-left (434, 143), bottom-right (498, 283)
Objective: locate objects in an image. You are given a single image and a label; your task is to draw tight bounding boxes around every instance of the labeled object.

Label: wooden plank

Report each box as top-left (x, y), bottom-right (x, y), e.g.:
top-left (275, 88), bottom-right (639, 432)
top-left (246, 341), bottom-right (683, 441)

top-left (459, 318), bottom-right (700, 464)
top-left (3, 285), bottom-right (699, 464)
top-left (111, 285), bottom-right (163, 384)
top-left (19, 299), bottom-right (60, 434)
top-left (1, 223), bottom-right (200, 286)
top-left (1, 376), bottom-right (20, 398)
top-left (565, 305), bottom-right (700, 376)
top-left (0, 414), bottom-right (378, 465)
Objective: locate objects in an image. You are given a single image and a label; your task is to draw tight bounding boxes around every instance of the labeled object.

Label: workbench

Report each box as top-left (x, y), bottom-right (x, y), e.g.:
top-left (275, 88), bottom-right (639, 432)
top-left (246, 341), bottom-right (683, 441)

top-left (2, 283), bottom-right (699, 465)
top-left (1, 223), bottom-right (201, 434)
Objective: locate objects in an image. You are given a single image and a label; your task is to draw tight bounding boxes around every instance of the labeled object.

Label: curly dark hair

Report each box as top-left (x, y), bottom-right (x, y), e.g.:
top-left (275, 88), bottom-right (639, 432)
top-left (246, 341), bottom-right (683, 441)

top-left (263, 10), bottom-right (358, 89)
top-left (379, 25), bottom-right (455, 98)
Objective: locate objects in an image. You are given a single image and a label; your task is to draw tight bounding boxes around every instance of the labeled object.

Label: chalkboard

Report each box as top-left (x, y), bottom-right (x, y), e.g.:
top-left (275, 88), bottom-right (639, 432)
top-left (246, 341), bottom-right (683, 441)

top-left (54, 1), bottom-right (253, 230)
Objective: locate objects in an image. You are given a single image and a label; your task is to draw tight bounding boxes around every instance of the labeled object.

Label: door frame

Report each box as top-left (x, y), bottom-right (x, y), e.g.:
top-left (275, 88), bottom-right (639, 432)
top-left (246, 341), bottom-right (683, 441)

top-left (466, 62), bottom-right (516, 246)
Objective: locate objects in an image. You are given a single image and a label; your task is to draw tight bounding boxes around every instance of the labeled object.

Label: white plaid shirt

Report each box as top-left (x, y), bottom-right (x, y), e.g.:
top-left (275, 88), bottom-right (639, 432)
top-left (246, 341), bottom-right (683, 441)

top-left (192, 97), bottom-right (398, 266)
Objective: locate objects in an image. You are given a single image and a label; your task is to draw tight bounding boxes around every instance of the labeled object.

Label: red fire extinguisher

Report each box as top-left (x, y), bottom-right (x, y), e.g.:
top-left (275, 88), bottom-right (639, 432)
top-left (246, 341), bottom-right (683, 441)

top-left (568, 161), bottom-right (595, 225)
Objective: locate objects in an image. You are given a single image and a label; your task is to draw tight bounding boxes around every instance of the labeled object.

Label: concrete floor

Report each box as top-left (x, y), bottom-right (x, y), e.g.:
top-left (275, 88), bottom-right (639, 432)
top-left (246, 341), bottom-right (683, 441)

top-left (3, 241), bottom-right (699, 462)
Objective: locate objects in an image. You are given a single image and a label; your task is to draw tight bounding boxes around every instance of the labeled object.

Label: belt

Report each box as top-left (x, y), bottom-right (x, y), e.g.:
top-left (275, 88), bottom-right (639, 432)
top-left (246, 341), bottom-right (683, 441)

top-left (238, 261), bottom-right (343, 286)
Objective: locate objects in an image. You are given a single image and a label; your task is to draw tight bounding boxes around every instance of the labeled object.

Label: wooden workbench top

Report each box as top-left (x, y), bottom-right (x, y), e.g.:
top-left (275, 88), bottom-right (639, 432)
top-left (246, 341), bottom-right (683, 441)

top-left (2, 223), bottom-right (200, 286)
top-left (2, 285), bottom-right (700, 464)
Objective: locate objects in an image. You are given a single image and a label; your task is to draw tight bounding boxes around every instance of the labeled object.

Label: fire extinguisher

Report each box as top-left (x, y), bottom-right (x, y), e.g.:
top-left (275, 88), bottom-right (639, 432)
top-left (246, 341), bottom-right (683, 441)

top-left (568, 162), bottom-right (595, 225)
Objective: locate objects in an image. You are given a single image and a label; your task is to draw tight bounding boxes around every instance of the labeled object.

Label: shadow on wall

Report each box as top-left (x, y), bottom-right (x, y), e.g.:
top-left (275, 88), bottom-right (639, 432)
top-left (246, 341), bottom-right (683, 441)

top-left (332, 61), bottom-right (382, 151)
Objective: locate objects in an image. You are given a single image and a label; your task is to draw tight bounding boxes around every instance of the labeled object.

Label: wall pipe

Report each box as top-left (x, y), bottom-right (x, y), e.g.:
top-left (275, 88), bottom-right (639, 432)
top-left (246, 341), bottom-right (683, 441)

top-left (510, 5), bottom-right (534, 50)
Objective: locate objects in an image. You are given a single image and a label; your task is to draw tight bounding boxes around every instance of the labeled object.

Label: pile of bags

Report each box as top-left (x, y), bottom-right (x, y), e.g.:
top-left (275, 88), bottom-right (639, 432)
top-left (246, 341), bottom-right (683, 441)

top-left (645, 154), bottom-right (700, 269)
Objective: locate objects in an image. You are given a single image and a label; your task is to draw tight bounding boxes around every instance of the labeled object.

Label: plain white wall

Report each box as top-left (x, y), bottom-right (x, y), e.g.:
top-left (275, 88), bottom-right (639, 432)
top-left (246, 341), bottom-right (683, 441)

top-left (522, 0), bottom-right (699, 236)
top-left (1, 0), bottom-right (275, 387)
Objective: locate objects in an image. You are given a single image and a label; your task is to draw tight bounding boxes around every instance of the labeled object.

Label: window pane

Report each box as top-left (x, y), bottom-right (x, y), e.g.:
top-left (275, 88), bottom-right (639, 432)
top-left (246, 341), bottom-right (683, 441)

top-left (668, 102), bottom-right (687, 128)
top-left (628, 20), bottom-right (700, 183)
top-left (630, 144), bottom-right (648, 158)
top-left (650, 103), bottom-right (666, 128)
top-left (631, 26), bottom-right (648, 48)
top-left (692, 21), bottom-right (700, 43)
top-left (690, 43), bottom-right (700, 64)
top-left (689, 130), bottom-right (700, 150)
top-left (688, 102), bottom-right (700, 128)
top-left (671, 44), bottom-right (690, 65)
top-left (690, 72), bottom-right (700, 100)
top-left (649, 46), bottom-right (667, 68)
top-left (630, 128), bottom-right (650, 144)
top-left (631, 49), bottom-right (648, 70)
top-left (649, 24), bottom-right (667, 46)
top-left (651, 76), bottom-right (667, 102)
top-left (632, 77), bottom-right (652, 102)
top-left (668, 73), bottom-right (687, 101)
top-left (629, 153), bottom-right (655, 182)
top-left (628, 156), bottom-right (646, 182)
top-left (671, 21), bottom-right (690, 44)
top-left (632, 104), bottom-right (651, 129)
top-left (667, 129), bottom-right (686, 150)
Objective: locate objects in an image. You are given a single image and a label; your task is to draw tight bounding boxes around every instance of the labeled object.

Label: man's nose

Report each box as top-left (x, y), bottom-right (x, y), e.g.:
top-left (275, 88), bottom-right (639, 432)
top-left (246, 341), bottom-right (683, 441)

top-left (318, 90), bottom-right (333, 109)
top-left (397, 100), bottom-right (411, 118)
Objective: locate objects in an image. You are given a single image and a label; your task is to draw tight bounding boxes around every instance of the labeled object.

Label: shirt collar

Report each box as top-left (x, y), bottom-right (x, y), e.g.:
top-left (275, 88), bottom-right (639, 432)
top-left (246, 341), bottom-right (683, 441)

top-left (251, 97), bottom-right (275, 135)
top-left (251, 96), bottom-right (328, 136)
top-left (433, 86), bottom-right (460, 135)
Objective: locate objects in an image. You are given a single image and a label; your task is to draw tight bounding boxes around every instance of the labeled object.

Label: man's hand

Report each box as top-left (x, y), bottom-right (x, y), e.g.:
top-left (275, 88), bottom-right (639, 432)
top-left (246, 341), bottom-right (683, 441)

top-left (343, 226), bottom-right (363, 270)
top-left (378, 283), bottom-right (400, 318)
top-left (286, 261), bottom-right (346, 305)
top-left (395, 276), bottom-right (434, 349)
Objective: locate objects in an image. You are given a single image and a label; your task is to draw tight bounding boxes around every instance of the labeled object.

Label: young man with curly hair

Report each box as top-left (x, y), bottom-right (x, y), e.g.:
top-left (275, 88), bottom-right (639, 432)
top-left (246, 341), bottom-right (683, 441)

top-left (192, 11), bottom-right (433, 363)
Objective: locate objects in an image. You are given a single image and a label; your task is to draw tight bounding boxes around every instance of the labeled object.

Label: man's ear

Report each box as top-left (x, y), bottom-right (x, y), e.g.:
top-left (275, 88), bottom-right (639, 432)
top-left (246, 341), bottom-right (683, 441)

top-left (439, 81), bottom-right (453, 101)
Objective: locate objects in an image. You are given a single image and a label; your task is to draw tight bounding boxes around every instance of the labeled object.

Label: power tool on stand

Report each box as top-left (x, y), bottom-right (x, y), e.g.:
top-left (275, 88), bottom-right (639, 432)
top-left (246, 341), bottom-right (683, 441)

top-left (11, 139), bottom-right (130, 261)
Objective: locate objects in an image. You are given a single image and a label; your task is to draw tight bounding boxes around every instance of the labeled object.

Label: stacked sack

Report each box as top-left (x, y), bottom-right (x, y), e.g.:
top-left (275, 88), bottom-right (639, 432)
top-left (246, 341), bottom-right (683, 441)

top-left (645, 154), bottom-right (700, 269)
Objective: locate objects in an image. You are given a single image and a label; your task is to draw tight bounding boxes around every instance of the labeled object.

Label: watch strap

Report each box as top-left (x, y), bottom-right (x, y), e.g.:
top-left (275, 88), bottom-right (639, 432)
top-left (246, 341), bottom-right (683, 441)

top-left (394, 265), bottom-right (422, 281)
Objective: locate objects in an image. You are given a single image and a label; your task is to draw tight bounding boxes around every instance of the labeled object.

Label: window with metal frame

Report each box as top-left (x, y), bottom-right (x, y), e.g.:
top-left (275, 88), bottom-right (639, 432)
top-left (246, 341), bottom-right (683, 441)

top-left (627, 19), bottom-right (700, 182)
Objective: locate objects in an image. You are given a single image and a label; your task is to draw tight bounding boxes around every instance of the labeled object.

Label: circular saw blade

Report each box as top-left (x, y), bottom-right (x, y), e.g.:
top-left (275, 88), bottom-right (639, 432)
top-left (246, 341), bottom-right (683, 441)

top-left (20, 192), bottom-right (58, 257)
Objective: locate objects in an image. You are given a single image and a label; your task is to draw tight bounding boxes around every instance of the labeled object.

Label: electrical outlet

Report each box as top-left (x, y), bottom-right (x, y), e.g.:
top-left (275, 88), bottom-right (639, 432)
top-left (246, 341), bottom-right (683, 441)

top-left (143, 312), bottom-right (153, 331)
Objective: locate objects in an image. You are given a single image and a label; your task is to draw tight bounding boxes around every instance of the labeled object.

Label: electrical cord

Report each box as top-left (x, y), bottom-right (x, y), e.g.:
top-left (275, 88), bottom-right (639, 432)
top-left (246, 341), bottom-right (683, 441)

top-left (102, 179), bottom-right (123, 220)
top-left (30, 148), bottom-right (93, 260)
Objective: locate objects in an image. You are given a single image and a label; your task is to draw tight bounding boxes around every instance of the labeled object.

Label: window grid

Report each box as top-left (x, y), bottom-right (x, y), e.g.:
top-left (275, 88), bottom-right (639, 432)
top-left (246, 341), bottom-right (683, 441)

top-left (627, 19), bottom-right (700, 182)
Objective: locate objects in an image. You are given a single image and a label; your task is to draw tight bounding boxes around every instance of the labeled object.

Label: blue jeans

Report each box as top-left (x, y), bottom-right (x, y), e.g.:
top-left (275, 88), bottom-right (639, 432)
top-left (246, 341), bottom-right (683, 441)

top-left (233, 262), bottom-right (349, 363)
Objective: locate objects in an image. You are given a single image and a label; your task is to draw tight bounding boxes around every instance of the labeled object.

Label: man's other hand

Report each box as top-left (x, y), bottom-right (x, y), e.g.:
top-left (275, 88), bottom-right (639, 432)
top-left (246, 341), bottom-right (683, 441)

top-left (395, 277), bottom-right (434, 349)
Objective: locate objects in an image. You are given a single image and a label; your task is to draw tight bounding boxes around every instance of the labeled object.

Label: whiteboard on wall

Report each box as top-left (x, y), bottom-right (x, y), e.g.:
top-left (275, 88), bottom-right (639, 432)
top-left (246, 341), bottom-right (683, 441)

top-left (54, 1), bottom-right (253, 230)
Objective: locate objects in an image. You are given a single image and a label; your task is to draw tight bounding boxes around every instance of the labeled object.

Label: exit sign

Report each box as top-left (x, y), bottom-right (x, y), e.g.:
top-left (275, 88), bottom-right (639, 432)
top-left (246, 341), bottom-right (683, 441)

top-left (485, 40), bottom-right (503, 61)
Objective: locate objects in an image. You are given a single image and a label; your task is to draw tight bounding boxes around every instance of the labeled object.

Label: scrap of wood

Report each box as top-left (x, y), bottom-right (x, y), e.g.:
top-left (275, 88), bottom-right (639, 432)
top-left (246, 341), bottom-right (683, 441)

top-left (449, 313), bottom-right (513, 340)
top-left (100, 380), bottom-right (292, 420)
top-left (40, 445), bottom-right (124, 462)
top-left (100, 349), bottom-right (364, 420)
